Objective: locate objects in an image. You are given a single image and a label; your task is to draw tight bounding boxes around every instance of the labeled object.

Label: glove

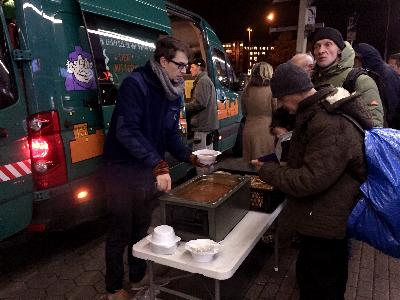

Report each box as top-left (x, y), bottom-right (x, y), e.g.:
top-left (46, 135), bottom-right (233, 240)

top-left (189, 154), bottom-right (207, 168)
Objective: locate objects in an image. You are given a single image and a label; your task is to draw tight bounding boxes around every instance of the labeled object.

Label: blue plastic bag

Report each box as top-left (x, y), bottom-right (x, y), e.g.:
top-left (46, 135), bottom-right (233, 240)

top-left (347, 128), bottom-right (400, 258)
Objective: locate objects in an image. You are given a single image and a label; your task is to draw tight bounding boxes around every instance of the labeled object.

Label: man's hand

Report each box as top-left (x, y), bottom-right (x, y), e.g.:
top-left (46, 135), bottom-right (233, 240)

top-left (156, 173), bottom-right (171, 192)
top-left (250, 159), bottom-right (264, 171)
top-left (190, 154), bottom-right (207, 168)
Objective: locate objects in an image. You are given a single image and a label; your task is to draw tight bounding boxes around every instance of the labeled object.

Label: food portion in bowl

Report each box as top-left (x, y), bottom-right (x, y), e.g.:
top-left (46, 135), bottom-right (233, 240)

top-left (185, 239), bottom-right (222, 262)
top-left (192, 149), bottom-right (222, 165)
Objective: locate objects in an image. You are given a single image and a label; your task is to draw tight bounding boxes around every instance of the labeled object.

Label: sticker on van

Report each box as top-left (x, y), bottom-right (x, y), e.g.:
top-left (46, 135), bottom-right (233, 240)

top-left (65, 46), bottom-right (97, 91)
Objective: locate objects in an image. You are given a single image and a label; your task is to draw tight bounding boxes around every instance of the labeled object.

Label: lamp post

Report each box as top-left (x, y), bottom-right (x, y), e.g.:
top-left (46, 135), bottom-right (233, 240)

top-left (246, 27), bottom-right (253, 46)
top-left (266, 12), bottom-right (275, 23)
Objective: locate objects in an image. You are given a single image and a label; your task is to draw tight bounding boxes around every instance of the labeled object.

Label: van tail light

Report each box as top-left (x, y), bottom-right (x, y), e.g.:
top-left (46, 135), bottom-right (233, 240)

top-left (27, 111), bottom-right (67, 190)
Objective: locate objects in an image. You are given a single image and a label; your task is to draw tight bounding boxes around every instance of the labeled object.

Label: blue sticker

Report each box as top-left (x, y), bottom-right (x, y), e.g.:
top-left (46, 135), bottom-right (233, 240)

top-left (65, 46), bottom-right (97, 91)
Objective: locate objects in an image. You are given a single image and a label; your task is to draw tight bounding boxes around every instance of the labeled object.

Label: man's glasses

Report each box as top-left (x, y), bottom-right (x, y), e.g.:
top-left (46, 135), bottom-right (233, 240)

top-left (168, 59), bottom-right (188, 70)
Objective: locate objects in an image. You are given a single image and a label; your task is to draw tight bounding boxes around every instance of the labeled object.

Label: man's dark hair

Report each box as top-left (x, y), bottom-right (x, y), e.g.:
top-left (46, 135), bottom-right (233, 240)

top-left (388, 53), bottom-right (400, 67)
top-left (154, 36), bottom-right (191, 62)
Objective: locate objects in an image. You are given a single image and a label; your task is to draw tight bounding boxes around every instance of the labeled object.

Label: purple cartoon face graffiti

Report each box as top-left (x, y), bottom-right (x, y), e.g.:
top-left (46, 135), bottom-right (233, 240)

top-left (65, 46), bottom-right (97, 91)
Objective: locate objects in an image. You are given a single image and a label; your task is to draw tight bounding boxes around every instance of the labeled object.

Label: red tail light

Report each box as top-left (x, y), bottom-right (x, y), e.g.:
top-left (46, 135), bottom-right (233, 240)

top-left (27, 111), bottom-right (67, 190)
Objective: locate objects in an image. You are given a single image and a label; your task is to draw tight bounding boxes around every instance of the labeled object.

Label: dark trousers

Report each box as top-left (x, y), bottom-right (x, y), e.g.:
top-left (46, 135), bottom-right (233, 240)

top-left (296, 235), bottom-right (349, 300)
top-left (104, 164), bottom-right (157, 293)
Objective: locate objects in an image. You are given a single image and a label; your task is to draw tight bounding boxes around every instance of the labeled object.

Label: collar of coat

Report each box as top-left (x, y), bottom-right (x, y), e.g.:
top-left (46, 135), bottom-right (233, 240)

top-left (296, 85), bottom-right (374, 130)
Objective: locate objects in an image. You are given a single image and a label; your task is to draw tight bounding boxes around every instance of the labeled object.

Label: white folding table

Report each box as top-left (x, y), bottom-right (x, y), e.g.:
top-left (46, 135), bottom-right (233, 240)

top-left (132, 202), bottom-right (285, 300)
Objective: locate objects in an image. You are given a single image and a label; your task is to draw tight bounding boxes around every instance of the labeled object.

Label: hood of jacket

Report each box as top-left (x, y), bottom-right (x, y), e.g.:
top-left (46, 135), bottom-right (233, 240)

top-left (314, 41), bottom-right (355, 78)
top-left (298, 86), bottom-right (374, 130)
top-left (354, 43), bottom-right (384, 73)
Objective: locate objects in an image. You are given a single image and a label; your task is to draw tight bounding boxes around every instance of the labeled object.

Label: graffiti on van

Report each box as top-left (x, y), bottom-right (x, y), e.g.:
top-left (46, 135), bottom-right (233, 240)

top-left (65, 46), bottom-right (97, 91)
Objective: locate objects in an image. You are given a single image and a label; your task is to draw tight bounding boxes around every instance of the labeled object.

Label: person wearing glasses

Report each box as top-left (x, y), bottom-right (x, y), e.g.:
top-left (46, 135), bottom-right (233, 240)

top-left (103, 36), bottom-right (203, 300)
top-left (185, 58), bottom-right (218, 173)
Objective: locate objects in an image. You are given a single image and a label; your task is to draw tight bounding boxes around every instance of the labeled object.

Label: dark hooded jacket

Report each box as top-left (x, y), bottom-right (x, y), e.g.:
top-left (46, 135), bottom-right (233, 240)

top-left (103, 61), bottom-right (191, 169)
top-left (354, 43), bottom-right (400, 129)
top-left (258, 86), bottom-right (373, 239)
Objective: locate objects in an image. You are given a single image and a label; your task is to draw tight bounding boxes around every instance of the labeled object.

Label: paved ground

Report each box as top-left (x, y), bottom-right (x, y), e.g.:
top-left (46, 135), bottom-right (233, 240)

top-left (0, 154), bottom-right (399, 299)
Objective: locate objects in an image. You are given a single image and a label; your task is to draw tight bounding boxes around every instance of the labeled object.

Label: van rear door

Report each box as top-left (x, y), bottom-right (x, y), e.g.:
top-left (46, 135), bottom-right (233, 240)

top-left (78, 0), bottom-right (171, 132)
top-left (0, 8), bottom-right (33, 241)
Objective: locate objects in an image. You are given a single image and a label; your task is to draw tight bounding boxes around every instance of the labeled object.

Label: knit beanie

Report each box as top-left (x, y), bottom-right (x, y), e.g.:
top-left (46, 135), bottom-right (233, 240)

top-left (270, 62), bottom-right (314, 98)
top-left (312, 27), bottom-right (345, 50)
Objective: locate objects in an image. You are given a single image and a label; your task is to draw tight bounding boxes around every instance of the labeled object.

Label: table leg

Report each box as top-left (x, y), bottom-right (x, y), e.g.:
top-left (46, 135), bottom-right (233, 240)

top-left (148, 261), bottom-right (155, 300)
top-left (214, 279), bottom-right (220, 300)
top-left (274, 218), bottom-right (279, 272)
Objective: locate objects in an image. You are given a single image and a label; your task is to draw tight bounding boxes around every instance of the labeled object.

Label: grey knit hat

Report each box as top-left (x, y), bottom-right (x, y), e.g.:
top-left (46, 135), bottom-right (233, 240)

top-left (312, 27), bottom-right (345, 50)
top-left (270, 62), bottom-right (314, 98)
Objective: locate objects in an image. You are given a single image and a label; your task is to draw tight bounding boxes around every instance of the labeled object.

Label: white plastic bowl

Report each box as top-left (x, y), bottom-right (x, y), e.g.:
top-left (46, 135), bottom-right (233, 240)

top-left (150, 225), bottom-right (179, 245)
top-left (185, 239), bottom-right (222, 263)
top-left (192, 149), bottom-right (222, 166)
top-left (147, 239), bottom-right (178, 255)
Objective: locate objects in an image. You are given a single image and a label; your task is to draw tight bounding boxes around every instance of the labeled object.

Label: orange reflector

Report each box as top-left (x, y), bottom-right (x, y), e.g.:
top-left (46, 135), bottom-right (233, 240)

top-left (76, 189), bottom-right (90, 203)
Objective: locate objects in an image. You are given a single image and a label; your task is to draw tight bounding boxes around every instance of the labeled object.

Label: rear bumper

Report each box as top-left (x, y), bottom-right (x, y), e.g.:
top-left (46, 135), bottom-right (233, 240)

top-left (31, 173), bottom-right (107, 231)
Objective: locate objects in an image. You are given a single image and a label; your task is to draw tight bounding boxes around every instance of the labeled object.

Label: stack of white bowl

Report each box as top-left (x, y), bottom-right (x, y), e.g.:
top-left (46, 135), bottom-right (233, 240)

top-left (146, 225), bottom-right (180, 255)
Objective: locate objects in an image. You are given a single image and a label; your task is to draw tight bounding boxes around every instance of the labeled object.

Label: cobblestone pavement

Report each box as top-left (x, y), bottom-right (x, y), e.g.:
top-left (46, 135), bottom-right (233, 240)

top-left (0, 153), bottom-right (399, 299)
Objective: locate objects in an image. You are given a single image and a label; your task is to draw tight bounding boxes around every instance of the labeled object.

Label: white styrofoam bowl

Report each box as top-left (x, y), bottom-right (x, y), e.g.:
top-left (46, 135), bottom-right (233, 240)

top-left (185, 239), bottom-right (222, 263)
top-left (150, 225), bottom-right (179, 245)
top-left (147, 240), bottom-right (178, 255)
top-left (192, 149), bottom-right (222, 166)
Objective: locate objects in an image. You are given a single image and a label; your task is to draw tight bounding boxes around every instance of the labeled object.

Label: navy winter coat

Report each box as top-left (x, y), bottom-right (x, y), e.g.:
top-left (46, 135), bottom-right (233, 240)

top-left (355, 43), bottom-right (400, 129)
top-left (103, 61), bottom-right (191, 168)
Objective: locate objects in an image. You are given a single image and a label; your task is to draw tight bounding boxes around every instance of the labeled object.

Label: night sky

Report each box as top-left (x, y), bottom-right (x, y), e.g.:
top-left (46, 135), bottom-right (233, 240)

top-left (169, 0), bottom-right (400, 57)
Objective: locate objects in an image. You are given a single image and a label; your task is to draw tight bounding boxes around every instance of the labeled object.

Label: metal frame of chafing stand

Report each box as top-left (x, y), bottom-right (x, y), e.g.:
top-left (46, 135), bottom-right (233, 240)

top-left (146, 217), bottom-right (281, 300)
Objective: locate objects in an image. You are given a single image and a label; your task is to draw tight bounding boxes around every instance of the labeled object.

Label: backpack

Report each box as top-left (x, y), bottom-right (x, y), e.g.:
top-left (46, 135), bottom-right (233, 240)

top-left (343, 68), bottom-right (389, 126)
top-left (342, 114), bottom-right (400, 258)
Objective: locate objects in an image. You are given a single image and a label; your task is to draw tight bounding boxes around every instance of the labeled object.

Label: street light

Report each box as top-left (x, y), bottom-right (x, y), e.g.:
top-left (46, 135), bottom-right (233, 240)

top-left (266, 12), bottom-right (275, 23)
top-left (246, 27), bottom-right (253, 46)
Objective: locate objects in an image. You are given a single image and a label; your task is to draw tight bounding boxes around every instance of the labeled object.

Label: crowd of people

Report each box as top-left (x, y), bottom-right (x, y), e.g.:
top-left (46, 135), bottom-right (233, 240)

top-left (103, 26), bottom-right (400, 300)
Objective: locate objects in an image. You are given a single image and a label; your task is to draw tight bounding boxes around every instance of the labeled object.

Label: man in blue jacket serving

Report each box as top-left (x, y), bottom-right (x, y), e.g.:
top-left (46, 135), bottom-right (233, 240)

top-left (103, 36), bottom-right (202, 300)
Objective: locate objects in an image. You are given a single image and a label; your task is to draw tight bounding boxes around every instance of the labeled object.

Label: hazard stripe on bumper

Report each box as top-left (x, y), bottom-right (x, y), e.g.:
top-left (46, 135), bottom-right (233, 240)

top-left (0, 159), bottom-right (31, 183)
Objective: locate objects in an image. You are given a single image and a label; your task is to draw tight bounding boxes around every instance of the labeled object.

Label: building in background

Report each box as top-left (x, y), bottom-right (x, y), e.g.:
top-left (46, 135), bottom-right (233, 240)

top-left (223, 41), bottom-right (275, 76)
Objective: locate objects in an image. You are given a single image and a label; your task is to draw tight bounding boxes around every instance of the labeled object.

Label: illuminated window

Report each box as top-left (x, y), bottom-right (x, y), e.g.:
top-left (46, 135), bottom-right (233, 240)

top-left (250, 62), bottom-right (252, 66)
top-left (262, 52), bottom-right (265, 55)
top-left (250, 57), bottom-right (253, 60)
top-left (233, 43), bottom-right (235, 47)
top-left (254, 57), bottom-right (257, 61)
top-left (250, 52), bottom-right (253, 55)
top-left (240, 43), bottom-right (243, 47)
top-left (271, 46), bottom-right (275, 50)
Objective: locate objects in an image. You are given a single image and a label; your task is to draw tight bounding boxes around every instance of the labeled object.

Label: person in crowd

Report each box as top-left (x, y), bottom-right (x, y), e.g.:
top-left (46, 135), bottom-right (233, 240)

top-left (185, 57), bottom-right (218, 150)
top-left (388, 53), bottom-right (400, 76)
top-left (354, 43), bottom-right (400, 129)
top-left (240, 62), bottom-right (276, 162)
top-left (252, 62), bottom-right (373, 300)
top-left (102, 36), bottom-right (203, 300)
top-left (290, 53), bottom-right (314, 77)
top-left (312, 27), bottom-right (384, 127)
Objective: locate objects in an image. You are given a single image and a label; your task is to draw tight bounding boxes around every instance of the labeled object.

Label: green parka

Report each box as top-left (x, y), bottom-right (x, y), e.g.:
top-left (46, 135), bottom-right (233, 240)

top-left (313, 42), bottom-right (384, 127)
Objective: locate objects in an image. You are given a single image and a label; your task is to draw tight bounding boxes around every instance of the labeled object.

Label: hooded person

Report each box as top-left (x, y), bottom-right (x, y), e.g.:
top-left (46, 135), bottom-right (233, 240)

top-left (354, 43), bottom-right (400, 129)
top-left (251, 62), bottom-right (373, 300)
top-left (312, 27), bottom-right (384, 127)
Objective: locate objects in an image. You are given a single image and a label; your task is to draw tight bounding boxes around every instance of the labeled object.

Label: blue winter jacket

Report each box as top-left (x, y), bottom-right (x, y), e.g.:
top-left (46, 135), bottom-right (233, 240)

top-left (355, 43), bottom-right (400, 129)
top-left (103, 61), bottom-right (191, 168)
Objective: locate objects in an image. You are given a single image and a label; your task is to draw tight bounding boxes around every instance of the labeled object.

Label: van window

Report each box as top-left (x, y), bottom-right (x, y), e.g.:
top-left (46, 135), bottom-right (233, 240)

top-left (83, 12), bottom-right (161, 106)
top-left (0, 19), bottom-right (17, 109)
top-left (212, 48), bottom-right (229, 88)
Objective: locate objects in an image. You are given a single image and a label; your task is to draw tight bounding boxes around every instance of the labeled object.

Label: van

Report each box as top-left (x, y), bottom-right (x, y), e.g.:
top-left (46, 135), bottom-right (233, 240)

top-left (0, 0), bottom-right (242, 241)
